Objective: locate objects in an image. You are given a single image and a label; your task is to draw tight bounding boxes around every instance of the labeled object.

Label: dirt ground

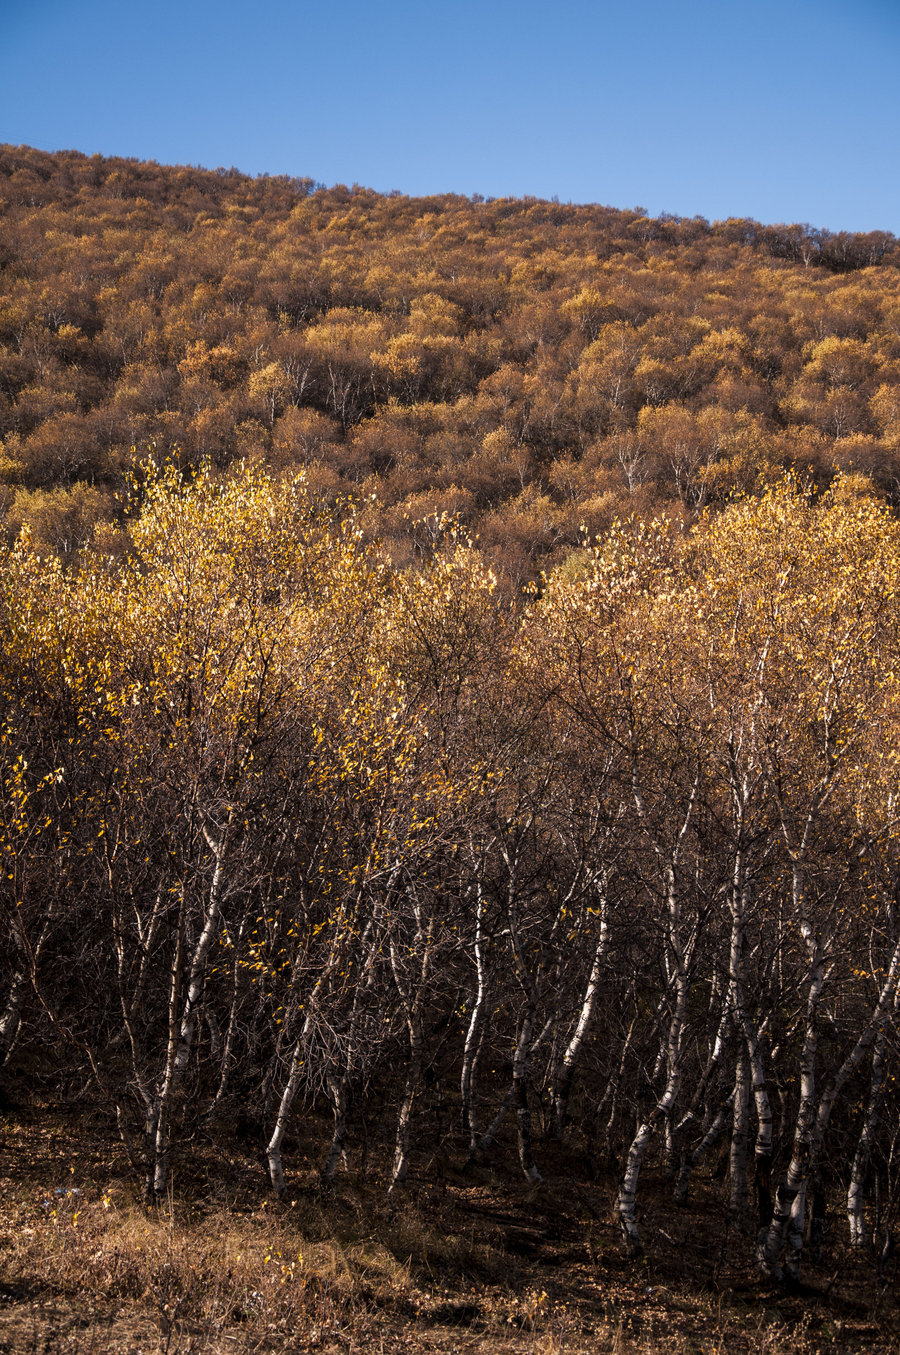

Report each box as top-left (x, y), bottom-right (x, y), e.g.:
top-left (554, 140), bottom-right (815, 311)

top-left (2, 1098), bottom-right (899, 1353)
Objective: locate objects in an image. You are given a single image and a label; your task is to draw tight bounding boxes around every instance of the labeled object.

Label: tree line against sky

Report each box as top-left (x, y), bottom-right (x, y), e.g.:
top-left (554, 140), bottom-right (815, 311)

top-left (1, 145), bottom-right (900, 590)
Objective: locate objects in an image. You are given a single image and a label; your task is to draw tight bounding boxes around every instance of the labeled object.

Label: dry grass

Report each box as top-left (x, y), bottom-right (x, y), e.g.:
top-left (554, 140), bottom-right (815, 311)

top-left (1, 1106), bottom-right (899, 1352)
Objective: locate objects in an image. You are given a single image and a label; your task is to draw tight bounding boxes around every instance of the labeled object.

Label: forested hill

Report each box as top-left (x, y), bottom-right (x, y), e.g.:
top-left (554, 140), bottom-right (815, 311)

top-left (10, 146), bottom-right (900, 1332)
top-left (2, 143), bottom-right (900, 581)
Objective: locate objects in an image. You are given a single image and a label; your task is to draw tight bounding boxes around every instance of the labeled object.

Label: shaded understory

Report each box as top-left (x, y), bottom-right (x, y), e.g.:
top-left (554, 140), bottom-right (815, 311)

top-left (1, 1090), bottom-right (898, 1354)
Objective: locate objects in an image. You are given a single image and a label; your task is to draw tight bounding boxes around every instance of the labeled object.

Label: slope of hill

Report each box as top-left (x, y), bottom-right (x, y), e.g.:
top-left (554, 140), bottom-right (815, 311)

top-left (2, 144), bottom-right (900, 581)
top-left (6, 149), bottom-right (900, 1351)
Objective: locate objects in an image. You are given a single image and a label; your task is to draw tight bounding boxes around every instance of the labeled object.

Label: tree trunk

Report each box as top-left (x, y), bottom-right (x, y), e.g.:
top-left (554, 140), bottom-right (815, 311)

top-left (460, 887), bottom-right (487, 1153)
top-left (727, 862), bottom-right (774, 1233)
top-left (551, 897), bottom-right (609, 1139)
top-left (388, 910), bottom-right (434, 1195)
top-left (148, 887), bottom-right (185, 1197)
top-left (848, 1029), bottom-right (886, 1249)
top-left (464, 1019), bottom-right (553, 1170)
top-left (617, 854), bottom-right (690, 1256)
top-left (149, 820), bottom-right (233, 1196)
top-left (759, 865), bottom-right (823, 1282)
top-left (673, 1091), bottom-right (734, 1205)
top-left (730, 1045), bottom-right (751, 1222)
top-left (0, 968), bottom-right (27, 1067)
top-left (762, 923), bottom-right (900, 1275)
top-left (321, 1070), bottom-right (352, 1185)
top-left (267, 1031), bottom-right (307, 1196)
top-left (618, 968), bottom-right (688, 1255)
top-left (513, 1010), bottom-right (543, 1184)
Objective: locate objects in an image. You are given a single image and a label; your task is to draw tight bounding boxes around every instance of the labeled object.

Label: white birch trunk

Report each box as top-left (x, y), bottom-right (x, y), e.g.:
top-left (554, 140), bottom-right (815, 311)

top-left (847, 1028), bottom-right (886, 1249)
top-left (673, 1091), bottom-right (734, 1205)
top-left (618, 773), bottom-right (696, 1256)
top-left (464, 1018), bottom-right (553, 1170)
top-left (0, 968), bottom-right (27, 1066)
top-left (552, 896), bottom-right (609, 1139)
top-left (149, 889), bottom-right (185, 1196)
top-left (150, 817), bottom-right (232, 1195)
top-left (321, 1069), bottom-right (352, 1185)
top-left (617, 963), bottom-right (688, 1255)
top-left (727, 870), bottom-right (774, 1229)
top-left (320, 916), bottom-right (380, 1184)
top-left (389, 999), bottom-right (425, 1193)
top-left (267, 1001), bottom-right (318, 1196)
top-left (388, 909), bottom-right (434, 1194)
top-left (768, 926), bottom-right (900, 1272)
top-left (267, 973), bottom-right (328, 1193)
top-left (513, 1010), bottom-right (543, 1184)
top-left (759, 865), bottom-right (823, 1281)
top-left (730, 1045), bottom-right (751, 1220)
top-left (460, 886), bottom-right (487, 1152)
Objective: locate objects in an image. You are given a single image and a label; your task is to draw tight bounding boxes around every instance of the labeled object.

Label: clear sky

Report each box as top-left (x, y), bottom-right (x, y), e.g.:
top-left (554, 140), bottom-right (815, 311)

top-left (2, 0), bottom-right (899, 233)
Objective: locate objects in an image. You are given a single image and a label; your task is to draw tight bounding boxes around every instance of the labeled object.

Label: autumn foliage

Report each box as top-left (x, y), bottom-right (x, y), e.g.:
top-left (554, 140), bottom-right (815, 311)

top-left (8, 144), bottom-right (900, 1304)
top-left (2, 145), bottom-right (900, 586)
top-left (2, 457), bottom-right (900, 1298)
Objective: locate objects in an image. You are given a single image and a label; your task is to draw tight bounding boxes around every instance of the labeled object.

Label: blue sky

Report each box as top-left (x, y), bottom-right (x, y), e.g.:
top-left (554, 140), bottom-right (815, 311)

top-left (2, 0), bottom-right (899, 232)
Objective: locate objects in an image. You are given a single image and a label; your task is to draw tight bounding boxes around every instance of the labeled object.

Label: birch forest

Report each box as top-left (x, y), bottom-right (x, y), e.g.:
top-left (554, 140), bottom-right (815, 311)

top-left (3, 459), bottom-right (900, 1289)
top-left (6, 147), bottom-right (900, 1323)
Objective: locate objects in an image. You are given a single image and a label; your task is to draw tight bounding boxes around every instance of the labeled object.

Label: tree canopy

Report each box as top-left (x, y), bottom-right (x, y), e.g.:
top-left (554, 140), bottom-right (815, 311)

top-left (2, 145), bottom-right (900, 584)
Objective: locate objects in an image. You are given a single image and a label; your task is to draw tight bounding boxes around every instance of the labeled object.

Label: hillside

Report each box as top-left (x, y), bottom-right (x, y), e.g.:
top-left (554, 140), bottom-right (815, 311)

top-left (2, 144), bottom-right (900, 582)
top-left (5, 148), bottom-right (900, 1352)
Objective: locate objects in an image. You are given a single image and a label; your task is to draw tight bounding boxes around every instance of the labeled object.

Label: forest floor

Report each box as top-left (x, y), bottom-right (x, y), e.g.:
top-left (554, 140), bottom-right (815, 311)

top-left (1, 1095), bottom-right (899, 1353)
